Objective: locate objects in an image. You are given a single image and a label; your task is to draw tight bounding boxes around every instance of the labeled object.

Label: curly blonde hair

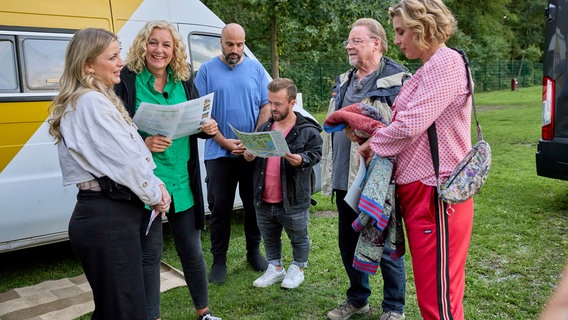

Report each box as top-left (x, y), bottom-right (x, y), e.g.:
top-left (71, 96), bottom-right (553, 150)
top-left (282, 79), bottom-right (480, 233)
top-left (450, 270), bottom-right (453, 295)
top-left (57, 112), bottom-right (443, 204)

top-left (126, 20), bottom-right (190, 82)
top-left (48, 28), bottom-right (130, 144)
top-left (389, 0), bottom-right (457, 52)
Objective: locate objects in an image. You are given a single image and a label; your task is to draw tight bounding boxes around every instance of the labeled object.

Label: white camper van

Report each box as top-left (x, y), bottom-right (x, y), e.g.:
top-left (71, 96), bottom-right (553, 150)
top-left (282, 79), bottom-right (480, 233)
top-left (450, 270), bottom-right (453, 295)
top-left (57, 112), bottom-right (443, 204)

top-left (0, 0), bottom-right (315, 253)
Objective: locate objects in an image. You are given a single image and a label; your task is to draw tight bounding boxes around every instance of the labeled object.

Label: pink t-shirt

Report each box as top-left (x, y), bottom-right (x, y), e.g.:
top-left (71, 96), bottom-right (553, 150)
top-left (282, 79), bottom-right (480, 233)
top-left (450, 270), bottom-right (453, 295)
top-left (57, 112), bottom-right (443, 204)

top-left (370, 47), bottom-right (472, 185)
top-left (262, 126), bottom-right (292, 203)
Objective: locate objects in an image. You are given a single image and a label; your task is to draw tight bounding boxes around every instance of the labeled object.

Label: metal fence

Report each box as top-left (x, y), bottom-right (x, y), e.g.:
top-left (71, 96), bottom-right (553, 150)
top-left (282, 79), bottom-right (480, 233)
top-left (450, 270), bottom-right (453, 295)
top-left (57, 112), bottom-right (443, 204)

top-left (276, 60), bottom-right (543, 112)
top-left (468, 61), bottom-right (543, 92)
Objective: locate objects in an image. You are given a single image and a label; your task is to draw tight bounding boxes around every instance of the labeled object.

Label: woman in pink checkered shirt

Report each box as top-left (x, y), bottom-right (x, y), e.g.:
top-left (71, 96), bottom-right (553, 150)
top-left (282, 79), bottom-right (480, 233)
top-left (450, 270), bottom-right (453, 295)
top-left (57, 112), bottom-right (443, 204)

top-left (360, 1), bottom-right (474, 319)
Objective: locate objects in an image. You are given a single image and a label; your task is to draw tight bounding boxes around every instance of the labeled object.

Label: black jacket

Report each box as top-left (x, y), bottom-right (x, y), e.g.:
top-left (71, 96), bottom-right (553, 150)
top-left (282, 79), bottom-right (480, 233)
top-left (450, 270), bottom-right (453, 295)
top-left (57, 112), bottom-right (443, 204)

top-left (252, 112), bottom-right (323, 212)
top-left (115, 67), bottom-right (210, 230)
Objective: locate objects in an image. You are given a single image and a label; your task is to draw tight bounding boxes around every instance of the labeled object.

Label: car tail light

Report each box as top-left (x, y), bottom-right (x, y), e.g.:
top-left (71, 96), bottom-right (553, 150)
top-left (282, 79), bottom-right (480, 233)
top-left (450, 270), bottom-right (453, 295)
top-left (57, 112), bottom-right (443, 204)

top-left (542, 76), bottom-right (555, 140)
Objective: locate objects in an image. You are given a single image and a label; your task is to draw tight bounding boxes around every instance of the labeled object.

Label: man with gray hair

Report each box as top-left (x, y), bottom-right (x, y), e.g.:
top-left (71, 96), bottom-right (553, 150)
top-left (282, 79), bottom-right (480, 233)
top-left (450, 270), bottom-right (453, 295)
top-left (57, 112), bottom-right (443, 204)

top-left (321, 18), bottom-right (409, 320)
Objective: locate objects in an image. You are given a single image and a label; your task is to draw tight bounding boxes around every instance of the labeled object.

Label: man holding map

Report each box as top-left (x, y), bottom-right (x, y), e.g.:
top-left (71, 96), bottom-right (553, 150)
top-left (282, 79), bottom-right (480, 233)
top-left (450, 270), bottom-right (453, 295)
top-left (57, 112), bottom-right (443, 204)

top-left (243, 78), bottom-right (323, 289)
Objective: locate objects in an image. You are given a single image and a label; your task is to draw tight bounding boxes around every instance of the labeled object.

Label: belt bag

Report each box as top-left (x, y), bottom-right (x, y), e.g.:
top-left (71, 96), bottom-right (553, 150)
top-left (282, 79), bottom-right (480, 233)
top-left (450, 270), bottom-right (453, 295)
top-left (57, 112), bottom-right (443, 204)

top-left (427, 48), bottom-right (492, 204)
top-left (94, 176), bottom-right (135, 201)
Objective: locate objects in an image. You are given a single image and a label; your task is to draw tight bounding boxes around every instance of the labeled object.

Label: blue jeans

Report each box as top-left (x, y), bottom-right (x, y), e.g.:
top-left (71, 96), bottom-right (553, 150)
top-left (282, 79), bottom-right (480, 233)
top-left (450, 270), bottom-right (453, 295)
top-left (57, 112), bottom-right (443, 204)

top-left (256, 201), bottom-right (310, 268)
top-left (335, 189), bottom-right (406, 313)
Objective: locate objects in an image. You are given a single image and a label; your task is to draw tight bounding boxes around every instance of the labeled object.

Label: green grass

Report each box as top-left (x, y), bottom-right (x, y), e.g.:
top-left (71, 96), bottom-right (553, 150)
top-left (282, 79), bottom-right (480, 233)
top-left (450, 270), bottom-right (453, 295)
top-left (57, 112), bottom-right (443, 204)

top-left (1, 86), bottom-right (567, 319)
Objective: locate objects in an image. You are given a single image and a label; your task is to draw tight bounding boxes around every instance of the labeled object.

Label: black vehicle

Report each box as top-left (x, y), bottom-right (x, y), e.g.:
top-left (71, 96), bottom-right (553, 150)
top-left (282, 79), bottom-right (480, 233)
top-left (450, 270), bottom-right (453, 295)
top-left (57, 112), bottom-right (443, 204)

top-left (536, 0), bottom-right (568, 180)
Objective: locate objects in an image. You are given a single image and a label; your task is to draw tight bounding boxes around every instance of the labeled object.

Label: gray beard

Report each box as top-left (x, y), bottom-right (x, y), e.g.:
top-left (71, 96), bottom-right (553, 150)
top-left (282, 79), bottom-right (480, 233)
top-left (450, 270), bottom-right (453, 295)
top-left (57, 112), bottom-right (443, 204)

top-left (225, 54), bottom-right (241, 65)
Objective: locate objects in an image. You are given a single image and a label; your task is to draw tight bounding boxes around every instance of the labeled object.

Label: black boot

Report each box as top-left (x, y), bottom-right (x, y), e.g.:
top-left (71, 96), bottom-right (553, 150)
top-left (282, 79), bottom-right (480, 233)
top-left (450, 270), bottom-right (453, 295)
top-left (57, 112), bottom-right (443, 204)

top-left (247, 251), bottom-right (267, 271)
top-left (209, 255), bottom-right (227, 284)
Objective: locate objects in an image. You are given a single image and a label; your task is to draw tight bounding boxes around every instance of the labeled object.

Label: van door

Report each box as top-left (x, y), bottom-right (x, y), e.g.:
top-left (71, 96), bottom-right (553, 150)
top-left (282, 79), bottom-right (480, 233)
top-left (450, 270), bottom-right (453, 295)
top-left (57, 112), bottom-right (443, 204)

top-left (536, 0), bottom-right (568, 180)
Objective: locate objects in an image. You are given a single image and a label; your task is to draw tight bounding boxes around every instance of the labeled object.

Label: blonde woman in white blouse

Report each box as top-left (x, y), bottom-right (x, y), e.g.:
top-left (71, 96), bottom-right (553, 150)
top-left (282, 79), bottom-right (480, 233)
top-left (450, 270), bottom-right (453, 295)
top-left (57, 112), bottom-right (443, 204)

top-left (48, 28), bottom-right (170, 320)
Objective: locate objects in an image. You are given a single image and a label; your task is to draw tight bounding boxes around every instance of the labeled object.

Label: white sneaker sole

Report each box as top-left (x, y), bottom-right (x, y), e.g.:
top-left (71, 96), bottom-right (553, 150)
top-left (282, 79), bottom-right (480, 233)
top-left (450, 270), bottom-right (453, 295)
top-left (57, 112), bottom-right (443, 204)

top-left (252, 275), bottom-right (286, 288)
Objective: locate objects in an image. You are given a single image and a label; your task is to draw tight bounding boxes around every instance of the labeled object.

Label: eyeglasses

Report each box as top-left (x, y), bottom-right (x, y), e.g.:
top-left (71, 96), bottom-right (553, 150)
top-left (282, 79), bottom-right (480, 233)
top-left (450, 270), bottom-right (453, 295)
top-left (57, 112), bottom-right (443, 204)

top-left (343, 38), bottom-right (375, 47)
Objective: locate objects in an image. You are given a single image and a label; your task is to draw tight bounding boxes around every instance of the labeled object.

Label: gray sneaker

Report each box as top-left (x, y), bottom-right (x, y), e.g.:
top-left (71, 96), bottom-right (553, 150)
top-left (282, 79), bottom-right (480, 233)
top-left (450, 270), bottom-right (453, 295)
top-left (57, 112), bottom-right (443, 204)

top-left (326, 299), bottom-right (370, 320)
top-left (379, 311), bottom-right (405, 320)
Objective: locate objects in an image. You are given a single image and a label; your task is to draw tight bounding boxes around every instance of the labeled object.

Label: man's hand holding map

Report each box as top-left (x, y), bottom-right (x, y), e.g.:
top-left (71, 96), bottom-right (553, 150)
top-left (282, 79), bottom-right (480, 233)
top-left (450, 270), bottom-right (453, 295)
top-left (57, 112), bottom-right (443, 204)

top-left (230, 124), bottom-right (290, 158)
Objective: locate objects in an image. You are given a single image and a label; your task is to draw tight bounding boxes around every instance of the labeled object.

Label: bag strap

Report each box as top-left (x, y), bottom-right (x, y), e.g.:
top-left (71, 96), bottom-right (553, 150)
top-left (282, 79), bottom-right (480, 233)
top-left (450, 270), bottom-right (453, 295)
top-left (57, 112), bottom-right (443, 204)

top-left (455, 48), bottom-right (483, 142)
top-left (427, 48), bottom-right (479, 189)
top-left (427, 123), bottom-right (440, 189)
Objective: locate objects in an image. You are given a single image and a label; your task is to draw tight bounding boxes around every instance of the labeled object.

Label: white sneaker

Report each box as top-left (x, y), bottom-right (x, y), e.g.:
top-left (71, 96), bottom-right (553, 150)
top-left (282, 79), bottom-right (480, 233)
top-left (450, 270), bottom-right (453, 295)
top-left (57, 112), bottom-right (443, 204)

top-left (253, 264), bottom-right (286, 287)
top-left (199, 313), bottom-right (222, 320)
top-left (281, 264), bottom-right (304, 289)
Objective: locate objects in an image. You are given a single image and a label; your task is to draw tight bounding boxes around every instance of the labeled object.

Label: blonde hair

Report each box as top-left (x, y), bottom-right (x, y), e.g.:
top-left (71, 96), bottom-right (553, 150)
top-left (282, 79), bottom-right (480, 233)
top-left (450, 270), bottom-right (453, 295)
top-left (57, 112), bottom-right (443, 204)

top-left (126, 20), bottom-right (190, 82)
top-left (48, 28), bottom-right (130, 144)
top-left (389, 0), bottom-right (457, 52)
top-left (352, 18), bottom-right (388, 53)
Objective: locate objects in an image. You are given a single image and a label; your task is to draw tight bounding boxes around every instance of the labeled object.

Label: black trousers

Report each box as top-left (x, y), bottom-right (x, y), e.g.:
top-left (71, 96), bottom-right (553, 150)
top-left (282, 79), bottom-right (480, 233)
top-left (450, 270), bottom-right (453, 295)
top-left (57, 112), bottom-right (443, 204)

top-left (205, 157), bottom-right (261, 263)
top-left (69, 190), bottom-right (147, 320)
top-left (143, 204), bottom-right (209, 318)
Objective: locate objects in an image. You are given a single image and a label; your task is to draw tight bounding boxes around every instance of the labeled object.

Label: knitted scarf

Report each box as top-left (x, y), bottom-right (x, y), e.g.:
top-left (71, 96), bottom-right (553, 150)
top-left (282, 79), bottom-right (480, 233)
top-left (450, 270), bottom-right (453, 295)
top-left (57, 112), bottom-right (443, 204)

top-left (324, 102), bottom-right (405, 274)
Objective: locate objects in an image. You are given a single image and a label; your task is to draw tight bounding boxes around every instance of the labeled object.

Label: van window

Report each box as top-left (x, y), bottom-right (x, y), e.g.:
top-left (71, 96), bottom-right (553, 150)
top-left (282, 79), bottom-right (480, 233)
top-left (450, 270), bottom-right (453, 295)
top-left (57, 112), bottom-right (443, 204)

top-left (0, 37), bottom-right (18, 92)
top-left (188, 34), bottom-right (222, 73)
top-left (20, 37), bottom-right (69, 91)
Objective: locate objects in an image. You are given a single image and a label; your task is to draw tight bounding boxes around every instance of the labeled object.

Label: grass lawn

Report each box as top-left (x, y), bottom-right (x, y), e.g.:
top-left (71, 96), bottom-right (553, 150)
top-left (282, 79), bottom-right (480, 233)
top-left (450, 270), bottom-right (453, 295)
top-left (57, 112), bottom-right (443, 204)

top-left (1, 86), bottom-right (567, 319)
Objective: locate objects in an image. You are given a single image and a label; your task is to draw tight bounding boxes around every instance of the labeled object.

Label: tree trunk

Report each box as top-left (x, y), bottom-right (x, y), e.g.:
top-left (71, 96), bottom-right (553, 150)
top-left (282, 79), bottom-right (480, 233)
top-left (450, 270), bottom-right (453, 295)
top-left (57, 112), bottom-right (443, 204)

top-left (270, 6), bottom-right (279, 79)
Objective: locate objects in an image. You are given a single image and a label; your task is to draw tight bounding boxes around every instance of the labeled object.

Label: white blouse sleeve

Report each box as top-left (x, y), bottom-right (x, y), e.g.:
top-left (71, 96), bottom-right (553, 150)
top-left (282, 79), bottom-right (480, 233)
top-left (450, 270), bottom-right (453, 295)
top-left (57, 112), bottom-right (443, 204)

top-left (60, 91), bottom-right (163, 206)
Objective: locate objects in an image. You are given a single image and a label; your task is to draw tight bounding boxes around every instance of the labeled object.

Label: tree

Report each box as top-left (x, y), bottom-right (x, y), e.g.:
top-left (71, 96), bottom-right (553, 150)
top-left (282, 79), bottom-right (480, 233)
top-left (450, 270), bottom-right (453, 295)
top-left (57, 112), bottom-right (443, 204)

top-left (269, 3), bottom-right (278, 78)
top-left (507, 0), bottom-right (547, 62)
top-left (447, 0), bottom-right (513, 63)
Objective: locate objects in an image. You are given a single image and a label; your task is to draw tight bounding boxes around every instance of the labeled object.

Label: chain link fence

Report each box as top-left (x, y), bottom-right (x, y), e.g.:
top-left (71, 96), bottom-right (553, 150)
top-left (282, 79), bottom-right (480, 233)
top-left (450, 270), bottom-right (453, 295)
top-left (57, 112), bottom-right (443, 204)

top-left (276, 60), bottom-right (542, 113)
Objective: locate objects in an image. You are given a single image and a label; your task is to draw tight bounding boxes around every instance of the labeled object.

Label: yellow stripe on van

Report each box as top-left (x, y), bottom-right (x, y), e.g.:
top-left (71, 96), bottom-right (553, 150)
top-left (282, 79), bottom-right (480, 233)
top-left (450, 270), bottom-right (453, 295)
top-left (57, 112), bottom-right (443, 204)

top-left (0, 101), bottom-right (51, 171)
top-left (110, 0), bottom-right (145, 32)
top-left (0, 0), bottom-right (112, 30)
top-left (0, 0), bottom-right (143, 173)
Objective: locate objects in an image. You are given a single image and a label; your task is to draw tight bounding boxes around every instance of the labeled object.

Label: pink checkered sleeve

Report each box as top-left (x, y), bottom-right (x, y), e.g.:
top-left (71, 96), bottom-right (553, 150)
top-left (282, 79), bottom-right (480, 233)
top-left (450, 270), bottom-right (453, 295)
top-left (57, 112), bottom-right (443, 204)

top-left (369, 47), bottom-right (473, 185)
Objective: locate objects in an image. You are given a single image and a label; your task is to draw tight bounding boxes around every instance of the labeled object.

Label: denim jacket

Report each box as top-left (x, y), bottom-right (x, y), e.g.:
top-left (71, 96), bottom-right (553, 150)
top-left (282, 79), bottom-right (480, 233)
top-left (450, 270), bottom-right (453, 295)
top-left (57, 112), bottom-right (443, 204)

top-left (252, 112), bottom-right (323, 212)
